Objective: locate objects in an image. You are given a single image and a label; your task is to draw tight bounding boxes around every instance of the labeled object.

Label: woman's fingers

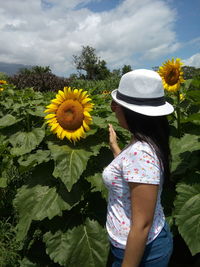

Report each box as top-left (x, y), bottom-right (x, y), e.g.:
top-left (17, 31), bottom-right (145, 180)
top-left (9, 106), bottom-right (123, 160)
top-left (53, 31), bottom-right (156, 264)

top-left (108, 124), bottom-right (118, 145)
top-left (108, 124), bottom-right (121, 157)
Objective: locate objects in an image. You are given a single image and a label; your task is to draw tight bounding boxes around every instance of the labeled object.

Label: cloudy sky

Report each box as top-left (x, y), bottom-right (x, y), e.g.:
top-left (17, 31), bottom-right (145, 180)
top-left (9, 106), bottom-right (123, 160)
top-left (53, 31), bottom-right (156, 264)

top-left (0, 0), bottom-right (199, 76)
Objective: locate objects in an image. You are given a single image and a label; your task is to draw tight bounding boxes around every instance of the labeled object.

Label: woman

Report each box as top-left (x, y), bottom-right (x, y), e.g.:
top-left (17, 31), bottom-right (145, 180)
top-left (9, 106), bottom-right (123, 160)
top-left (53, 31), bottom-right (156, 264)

top-left (102, 69), bottom-right (174, 267)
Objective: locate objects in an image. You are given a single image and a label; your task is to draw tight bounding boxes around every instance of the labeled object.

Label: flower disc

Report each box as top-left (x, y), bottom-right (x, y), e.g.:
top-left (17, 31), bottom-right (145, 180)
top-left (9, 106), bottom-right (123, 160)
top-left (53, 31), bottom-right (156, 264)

top-left (56, 100), bottom-right (84, 130)
top-left (164, 66), bottom-right (180, 86)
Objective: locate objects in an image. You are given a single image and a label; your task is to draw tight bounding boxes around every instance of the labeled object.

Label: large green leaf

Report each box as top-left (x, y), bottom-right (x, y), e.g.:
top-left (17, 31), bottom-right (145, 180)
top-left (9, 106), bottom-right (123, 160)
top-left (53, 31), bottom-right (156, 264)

top-left (43, 218), bottom-right (109, 267)
top-left (87, 173), bottom-right (108, 200)
top-left (170, 134), bottom-right (200, 173)
top-left (9, 128), bottom-right (45, 156)
top-left (187, 88), bottom-right (200, 102)
top-left (48, 143), bottom-right (92, 191)
top-left (0, 114), bottom-right (22, 128)
top-left (14, 185), bottom-right (71, 241)
top-left (174, 182), bottom-right (200, 255)
top-left (181, 113), bottom-right (200, 125)
top-left (18, 149), bottom-right (50, 172)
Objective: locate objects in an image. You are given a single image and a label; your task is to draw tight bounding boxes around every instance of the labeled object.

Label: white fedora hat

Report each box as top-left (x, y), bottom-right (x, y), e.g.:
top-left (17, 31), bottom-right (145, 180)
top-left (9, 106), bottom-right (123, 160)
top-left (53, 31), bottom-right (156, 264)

top-left (111, 69), bottom-right (174, 116)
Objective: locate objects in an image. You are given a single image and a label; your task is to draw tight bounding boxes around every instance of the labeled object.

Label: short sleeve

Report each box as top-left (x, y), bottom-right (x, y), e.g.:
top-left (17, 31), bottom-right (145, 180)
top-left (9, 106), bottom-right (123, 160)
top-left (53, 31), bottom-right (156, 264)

top-left (122, 146), bottom-right (161, 185)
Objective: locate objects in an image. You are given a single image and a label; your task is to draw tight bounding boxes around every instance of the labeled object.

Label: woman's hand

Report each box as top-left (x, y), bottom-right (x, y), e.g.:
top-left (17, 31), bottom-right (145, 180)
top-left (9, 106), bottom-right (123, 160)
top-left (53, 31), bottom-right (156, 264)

top-left (108, 124), bottom-right (121, 157)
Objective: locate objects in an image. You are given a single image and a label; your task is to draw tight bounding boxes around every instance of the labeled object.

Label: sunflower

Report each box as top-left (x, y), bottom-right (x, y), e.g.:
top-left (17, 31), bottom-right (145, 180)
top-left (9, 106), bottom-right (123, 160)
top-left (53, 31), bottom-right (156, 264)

top-left (158, 58), bottom-right (185, 92)
top-left (44, 87), bottom-right (94, 142)
top-left (0, 80), bottom-right (7, 92)
top-left (0, 80), bottom-right (7, 85)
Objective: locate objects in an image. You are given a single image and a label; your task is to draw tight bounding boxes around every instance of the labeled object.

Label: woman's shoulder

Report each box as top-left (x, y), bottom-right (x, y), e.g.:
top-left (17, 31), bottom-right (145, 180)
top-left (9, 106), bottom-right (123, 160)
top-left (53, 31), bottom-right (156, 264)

top-left (125, 141), bottom-right (156, 157)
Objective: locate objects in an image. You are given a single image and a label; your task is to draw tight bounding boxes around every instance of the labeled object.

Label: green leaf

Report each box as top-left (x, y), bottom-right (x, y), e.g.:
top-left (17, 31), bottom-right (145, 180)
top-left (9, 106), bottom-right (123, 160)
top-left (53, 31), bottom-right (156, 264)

top-left (29, 161), bottom-right (85, 206)
top-left (9, 128), bottom-right (45, 156)
top-left (18, 150), bottom-right (50, 171)
top-left (187, 90), bottom-right (200, 102)
top-left (0, 114), bottom-right (22, 128)
top-left (19, 258), bottom-right (37, 267)
top-left (0, 177), bottom-right (7, 188)
top-left (14, 185), bottom-right (71, 241)
top-left (87, 173), bottom-right (108, 200)
top-left (170, 134), bottom-right (200, 173)
top-left (43, 218), bottom-right (109, 267)
top-left (183, 79), bottom-right (193, 90)
top-left (181, 113), bottom-right (200, 125)
top-left (92, 116), bottom-right (108, 128)
top-left (0, 134), bottom-right (9, 154)
top-left (27, 106), bottom-right (45, 117)
top-left (48, 143), bottom-right (92, 191)
top-left (174, 182), bottom-right (200, 255)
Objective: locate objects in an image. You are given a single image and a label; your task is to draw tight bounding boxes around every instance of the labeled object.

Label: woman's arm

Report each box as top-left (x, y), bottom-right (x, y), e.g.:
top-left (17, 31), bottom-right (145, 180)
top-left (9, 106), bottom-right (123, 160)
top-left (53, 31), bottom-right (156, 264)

top-left (108, 124), bottom-right (121, 157)
top-left (122, 183), bottom-right (159, 267)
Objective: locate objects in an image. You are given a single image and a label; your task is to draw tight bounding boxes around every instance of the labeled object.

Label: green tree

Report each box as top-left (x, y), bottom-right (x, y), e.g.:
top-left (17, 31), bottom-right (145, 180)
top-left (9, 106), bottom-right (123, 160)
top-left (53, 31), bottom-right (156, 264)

top-left (73, 46), bottom-right (110, 80)
top-left (122, 64), bottom-right (132, 75)
top-left (19, 66), bottom-right (51, 75)
top-left (96, 60), bottom-right (110, 80)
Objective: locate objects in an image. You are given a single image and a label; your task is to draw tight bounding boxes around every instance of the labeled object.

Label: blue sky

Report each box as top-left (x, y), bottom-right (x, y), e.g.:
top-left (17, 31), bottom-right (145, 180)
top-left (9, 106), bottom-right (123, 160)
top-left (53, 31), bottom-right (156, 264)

top-left (0, 0), bottom-right (199, 76)
top-left (170, 0), bottom-right (200, 57)
top-left (85, 0), bottom-right (200, 70)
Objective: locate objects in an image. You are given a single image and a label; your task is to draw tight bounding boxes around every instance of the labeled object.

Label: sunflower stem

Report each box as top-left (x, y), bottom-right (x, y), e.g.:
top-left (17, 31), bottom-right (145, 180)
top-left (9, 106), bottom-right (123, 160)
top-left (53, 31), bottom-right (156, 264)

top-left (176, 91), bottom-right (181, 138)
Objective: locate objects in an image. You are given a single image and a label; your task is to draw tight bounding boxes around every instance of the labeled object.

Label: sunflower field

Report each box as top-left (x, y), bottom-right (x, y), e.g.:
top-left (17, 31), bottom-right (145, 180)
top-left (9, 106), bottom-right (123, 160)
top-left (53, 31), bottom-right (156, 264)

top-left (0, 60), bottom-right (200, 267)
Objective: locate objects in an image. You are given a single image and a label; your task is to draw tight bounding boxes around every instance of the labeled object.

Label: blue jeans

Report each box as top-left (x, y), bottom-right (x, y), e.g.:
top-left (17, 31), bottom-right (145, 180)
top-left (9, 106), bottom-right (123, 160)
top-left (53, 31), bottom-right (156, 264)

top-left (111, 222), bottom-right (173, 267)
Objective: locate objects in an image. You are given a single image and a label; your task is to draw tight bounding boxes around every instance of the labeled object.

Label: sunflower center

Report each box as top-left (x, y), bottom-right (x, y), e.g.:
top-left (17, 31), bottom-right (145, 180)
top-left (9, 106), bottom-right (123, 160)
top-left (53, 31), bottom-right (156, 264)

top-left (165, 67), bottom-right (180, 86)
top-left (56, 100), bottom-right (84, 130)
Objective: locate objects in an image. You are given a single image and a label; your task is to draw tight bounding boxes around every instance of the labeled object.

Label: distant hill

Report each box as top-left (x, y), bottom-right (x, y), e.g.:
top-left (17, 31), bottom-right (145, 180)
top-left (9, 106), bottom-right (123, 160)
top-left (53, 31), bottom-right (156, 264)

top-left (0, 62), bottom-right (33, 76)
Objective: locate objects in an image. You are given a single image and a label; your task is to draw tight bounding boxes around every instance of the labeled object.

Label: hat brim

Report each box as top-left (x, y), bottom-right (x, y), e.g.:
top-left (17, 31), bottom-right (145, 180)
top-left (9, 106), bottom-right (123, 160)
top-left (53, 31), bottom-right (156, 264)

top-left (111, 89), bottom-right (174, 116)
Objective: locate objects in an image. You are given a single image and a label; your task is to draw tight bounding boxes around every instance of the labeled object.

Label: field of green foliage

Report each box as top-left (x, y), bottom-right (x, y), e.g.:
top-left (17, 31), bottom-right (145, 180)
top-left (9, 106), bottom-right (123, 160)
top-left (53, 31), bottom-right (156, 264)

top-left (0, 67), bottom-right (200, 266)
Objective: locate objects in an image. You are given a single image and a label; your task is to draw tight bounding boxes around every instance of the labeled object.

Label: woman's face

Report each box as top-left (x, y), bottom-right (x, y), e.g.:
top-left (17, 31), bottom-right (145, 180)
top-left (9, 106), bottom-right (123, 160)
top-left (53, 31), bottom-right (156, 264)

top-left (111, 100), bottom-right (128, 129)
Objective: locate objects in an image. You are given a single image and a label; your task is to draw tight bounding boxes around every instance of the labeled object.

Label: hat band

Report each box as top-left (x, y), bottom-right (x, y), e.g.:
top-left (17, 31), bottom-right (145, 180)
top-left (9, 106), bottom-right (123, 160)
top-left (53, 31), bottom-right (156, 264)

top-left (116, 91), bottom-right (165, 106)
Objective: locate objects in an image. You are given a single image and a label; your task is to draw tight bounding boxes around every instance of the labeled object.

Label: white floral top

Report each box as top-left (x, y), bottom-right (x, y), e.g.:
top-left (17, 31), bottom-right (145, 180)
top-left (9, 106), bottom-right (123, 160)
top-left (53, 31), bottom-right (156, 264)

top-left (102, 141), bottom-right (165, 249)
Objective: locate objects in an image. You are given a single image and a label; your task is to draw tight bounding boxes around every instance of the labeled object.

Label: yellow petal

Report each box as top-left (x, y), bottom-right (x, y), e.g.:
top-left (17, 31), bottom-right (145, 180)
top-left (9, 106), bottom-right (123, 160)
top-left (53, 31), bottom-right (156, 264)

top-left (51, 98), bottom-right (62, 105)
top-left (44, 109), bottom-right (54, 113)
top-left (60, 130), bottom-right (66, 140)
top-left (84, 116), bottom-right (92, 125)
top-left (65, 131), bottom-right (72, 141)
top-left (56, 126), bottom-right (63, 139)
top-left (56, 94), bottom-right (64, 102)
top-left (46, 103), bottom-right (58, 109)
top-left (84, 111), bottom-right (92, 118)
top-left (83, 120), bottom-right (90, 131)
top-left (64, 86), bottom-right (73, 99)
top-left (82, 98), bottom-right (92, 105)
top-left (50, 123), bottom-right (59, 131)
top-left (58, 90), bottom-right (66, 100)
top-left (79, 91), bottom-right (88, 100)
top-left (45, 114), bottom-right (56, 119)
top-left (76, 89), bottom-right (83, 100)
top-left (47, 118), bottom-right (58, 124)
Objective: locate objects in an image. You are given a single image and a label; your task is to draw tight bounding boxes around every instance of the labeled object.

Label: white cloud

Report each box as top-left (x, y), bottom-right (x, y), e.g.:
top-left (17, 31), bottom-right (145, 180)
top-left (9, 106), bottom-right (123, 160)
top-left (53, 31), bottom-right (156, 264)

top-left (183, 53), bottom-right (200, 68)
top-left (0, 0), bottom-right (179, 76)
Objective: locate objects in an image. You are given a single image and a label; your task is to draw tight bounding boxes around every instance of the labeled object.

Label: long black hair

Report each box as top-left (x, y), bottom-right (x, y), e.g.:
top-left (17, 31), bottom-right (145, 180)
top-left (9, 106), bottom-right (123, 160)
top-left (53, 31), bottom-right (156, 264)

top-left (122, 107), bottom-right (171, 181)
